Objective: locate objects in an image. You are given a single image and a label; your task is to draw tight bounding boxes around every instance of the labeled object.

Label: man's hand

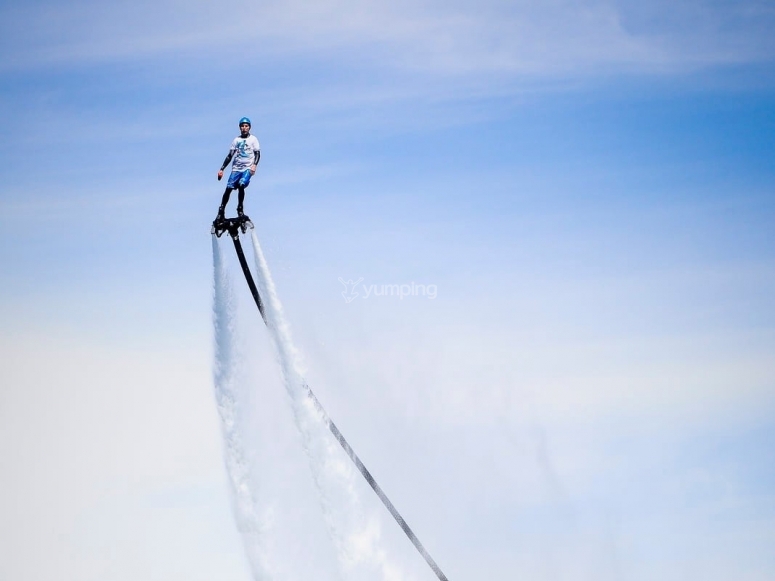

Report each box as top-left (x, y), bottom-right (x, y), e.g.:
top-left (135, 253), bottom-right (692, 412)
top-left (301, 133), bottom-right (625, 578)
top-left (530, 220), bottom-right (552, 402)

top-left (217, 169), bottom-right (223, 181)
top-left (250, 165), bottom-right (257, 175)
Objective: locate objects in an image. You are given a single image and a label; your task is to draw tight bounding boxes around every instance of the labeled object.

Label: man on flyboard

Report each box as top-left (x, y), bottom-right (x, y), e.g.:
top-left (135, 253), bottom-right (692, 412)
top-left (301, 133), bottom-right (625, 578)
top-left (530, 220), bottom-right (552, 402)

top-left (215, 117), bottom-right (260, 222)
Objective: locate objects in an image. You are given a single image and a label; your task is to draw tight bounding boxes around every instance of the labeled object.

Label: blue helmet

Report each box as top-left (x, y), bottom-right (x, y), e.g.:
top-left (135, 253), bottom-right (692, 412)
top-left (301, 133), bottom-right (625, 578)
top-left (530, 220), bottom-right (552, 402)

top-left (239, 117), bottom-right (251, 127)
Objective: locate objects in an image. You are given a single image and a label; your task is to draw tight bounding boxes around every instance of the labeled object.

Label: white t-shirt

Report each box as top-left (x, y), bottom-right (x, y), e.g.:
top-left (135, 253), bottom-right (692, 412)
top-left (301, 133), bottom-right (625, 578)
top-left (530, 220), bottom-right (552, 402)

top-left (229, 134), bottom-right (260, 172)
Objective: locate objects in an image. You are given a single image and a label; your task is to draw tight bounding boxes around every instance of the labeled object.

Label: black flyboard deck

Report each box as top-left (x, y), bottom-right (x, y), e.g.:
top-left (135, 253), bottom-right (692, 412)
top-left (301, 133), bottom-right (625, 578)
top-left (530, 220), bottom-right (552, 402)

top-left (212, 215), bottom-right (450, 581)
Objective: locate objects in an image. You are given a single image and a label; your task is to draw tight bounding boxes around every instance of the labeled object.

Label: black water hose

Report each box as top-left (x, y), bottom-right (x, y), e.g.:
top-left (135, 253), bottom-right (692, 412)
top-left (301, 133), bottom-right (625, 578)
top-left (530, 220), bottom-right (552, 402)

top-left (217, 227), bottom-right (450, 581)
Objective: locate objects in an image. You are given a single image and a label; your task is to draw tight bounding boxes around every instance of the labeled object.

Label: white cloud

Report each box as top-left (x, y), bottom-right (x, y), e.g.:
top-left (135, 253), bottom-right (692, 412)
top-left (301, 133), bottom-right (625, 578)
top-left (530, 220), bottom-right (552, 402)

top-left (0, 329), bottom-right (244, 581)
top-left (2, 0), bottom-right (773, 76)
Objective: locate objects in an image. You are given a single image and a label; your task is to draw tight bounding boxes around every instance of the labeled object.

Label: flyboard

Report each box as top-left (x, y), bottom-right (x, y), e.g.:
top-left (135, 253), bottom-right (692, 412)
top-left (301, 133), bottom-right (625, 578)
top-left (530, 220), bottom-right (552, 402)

top-left (212, 214), bottom-right (450, 581)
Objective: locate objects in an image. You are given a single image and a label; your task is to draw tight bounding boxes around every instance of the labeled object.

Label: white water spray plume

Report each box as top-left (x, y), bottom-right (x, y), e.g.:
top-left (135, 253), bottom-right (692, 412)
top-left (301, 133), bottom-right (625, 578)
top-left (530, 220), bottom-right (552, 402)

top-left (249, 230), bottom-right (404, 581)
top-left (212, 236), bottom-right (274, 581)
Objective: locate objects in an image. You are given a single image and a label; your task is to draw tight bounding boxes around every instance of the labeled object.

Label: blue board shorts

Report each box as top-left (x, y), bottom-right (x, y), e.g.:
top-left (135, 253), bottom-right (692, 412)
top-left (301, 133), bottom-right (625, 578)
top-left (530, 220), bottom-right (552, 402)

top-left (227, 169), bottom-right (252, 189)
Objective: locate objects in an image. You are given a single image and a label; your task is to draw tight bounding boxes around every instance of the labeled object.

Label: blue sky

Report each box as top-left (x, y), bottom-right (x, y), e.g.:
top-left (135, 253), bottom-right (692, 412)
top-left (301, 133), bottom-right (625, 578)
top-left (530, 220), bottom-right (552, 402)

top-left (1, 1), bottom-right (774, 580)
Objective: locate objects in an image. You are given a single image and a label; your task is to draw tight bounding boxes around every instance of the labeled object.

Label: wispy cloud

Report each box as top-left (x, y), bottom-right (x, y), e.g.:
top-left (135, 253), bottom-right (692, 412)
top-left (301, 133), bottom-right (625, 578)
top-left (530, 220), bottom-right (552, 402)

top-left (3, 0), bottom-right (774, 76)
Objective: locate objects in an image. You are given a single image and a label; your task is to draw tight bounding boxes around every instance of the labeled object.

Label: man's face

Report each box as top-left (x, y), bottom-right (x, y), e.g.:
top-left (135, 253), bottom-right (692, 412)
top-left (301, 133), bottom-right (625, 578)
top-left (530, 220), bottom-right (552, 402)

top-left (240, 123), bottom-right (250, 136)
